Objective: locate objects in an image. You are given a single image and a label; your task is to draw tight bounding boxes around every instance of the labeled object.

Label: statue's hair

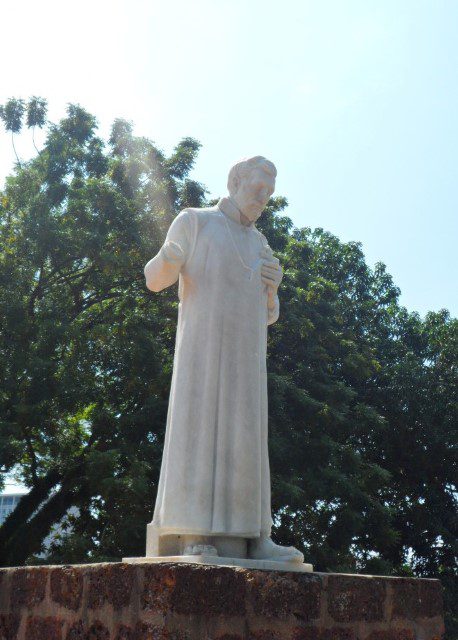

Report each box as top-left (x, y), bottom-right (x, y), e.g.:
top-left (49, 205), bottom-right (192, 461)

top-left (227, 156), bottom-right (277, 196)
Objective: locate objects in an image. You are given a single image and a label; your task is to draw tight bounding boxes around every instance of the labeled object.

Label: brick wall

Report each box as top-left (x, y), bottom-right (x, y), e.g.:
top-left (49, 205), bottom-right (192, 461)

top-left (0, 563), bottom-right (444, 639)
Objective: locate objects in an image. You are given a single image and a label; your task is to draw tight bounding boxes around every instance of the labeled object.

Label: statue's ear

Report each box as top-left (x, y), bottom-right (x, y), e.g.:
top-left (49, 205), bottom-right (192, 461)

top-left (232, 176), bottom-right (240, 192)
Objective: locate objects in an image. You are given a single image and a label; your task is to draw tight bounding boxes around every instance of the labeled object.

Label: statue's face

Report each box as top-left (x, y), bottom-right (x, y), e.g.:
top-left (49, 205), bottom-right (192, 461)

top-left (233, 167), bottom-right (276, 222)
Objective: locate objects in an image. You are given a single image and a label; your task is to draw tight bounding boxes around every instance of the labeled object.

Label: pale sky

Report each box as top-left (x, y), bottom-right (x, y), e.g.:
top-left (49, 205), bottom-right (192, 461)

top-left (1, 0), bottom-right (457, 316)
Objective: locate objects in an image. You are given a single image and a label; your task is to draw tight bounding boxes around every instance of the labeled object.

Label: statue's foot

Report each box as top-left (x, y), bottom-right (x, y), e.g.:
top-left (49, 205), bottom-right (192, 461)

top-left (249, 537), bottom-right (304, 564)
top-left (183, 544), bottom-right (218, 556)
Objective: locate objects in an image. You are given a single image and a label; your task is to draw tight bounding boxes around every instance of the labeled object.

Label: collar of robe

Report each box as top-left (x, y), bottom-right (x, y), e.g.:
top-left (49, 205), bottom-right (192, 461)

top-left (217, 197), bottom-right (255, 229)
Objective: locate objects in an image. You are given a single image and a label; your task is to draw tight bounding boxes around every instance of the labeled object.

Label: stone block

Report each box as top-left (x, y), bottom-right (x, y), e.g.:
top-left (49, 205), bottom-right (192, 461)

top-left (65, 621), bottom-right (86, 640)
top-left (0, 613), bottom-right (20, 640)
top-left (86, 621), bottom-right (110, 640)
top-left (115, 624), bottom-right (135, 640)
top-left (51, 566), bottom-right (84, 611)
top-left (391, 579), bottom-right (443, 619)
top-left (141, 564), bottom-right (176, 613)
top-left (88, 563), bottom-right (135, 610)
top-left (327, 575), bottom-right (386, 622)
top-left (25, 615), bottom-right (63, 640)
top-left (293, 629), bottom-right (321, 640)
top-left (10, 567), bottom-right (47, 608)
top-left (293, 629), bottom-right (355, 640)
top-left (248, 571), bottom-right (322, 620)
top-left (419, 581), bottom-right (444, 618)
top-left (322, 629), bottom-right (356, 640)
top-left (170, 564), bottom-right (246, 617)
top-left (366, 631), bottom-right (415, 640)
top-left (134, 621), bottom-right (169, 639)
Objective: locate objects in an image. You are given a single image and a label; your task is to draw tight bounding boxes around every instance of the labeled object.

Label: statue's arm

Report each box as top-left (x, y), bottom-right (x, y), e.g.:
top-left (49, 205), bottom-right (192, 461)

top-left (144, 212), bottom-right (191, 292)
top-left (144, 246), bottom-right (182, 292)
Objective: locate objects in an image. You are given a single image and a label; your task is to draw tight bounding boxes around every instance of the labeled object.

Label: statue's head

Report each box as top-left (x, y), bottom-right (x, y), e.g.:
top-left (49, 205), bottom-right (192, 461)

top-left (227, 156), bottom-right (277, 223)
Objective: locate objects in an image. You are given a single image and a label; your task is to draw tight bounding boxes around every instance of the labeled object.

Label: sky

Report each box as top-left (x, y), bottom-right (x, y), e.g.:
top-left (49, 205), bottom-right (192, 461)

top-left (1, 0), bottom-right (457, 317)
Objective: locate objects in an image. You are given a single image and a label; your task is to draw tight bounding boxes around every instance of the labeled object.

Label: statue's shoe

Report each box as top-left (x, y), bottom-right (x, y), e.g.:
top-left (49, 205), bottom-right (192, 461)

top-left (249, 537), bottom-right (304, 564)
top-left (183, 544), bottom-right (218, 556)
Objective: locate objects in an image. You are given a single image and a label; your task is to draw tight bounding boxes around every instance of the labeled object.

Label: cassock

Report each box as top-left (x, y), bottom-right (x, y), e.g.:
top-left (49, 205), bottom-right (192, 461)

top-left (147, 197), bottom-right (279, 551)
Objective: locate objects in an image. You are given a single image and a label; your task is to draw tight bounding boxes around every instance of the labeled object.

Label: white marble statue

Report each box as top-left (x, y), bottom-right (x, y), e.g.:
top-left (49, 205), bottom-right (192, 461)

top-left (143, 156), bottom-right (303, 564)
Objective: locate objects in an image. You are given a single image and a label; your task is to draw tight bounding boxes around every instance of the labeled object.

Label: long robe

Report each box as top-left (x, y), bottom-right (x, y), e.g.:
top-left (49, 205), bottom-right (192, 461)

top-left (148, 197), bottom-right (279, 547)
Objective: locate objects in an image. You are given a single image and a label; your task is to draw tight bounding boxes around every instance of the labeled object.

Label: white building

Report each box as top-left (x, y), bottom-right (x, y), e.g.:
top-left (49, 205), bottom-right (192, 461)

top-left (0, 486), bottom-right (28, 525)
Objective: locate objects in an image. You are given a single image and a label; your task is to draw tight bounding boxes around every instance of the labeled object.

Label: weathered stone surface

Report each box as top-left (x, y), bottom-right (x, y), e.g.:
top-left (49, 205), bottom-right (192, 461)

top-left (51, 566), bottom-right (83, 611)
top-left (11, 567), bottom-right (47, 608)
top-left (248, 632), bottom-right (281, 639)
top-left (366, 631), bottom-right (415, 640)
top-left (115, 624), bottom-right (135, 640)
top-left (327, 575), bottom-right (386, 622)
top-left (65, 621), bottom-right (86, 640)
top-left (134, 621), bottom-right (168, 639)
top-left (391, 579), bottom-right (444, 619)
top-left (248, 571), bottom-right (321, 620)
top-left (293, 629), bottom-right (355, 640)
top-left (0, 563), bottom-right (445, 640)
top-left (170, 564), bottom-right (246, 617)
top-left (0, 613), bottom-right (20, 640)
top-left (86, 621), bottom-right (110, 640)
top-left (25, 615), bottom-right (63, 640)
top-left (141, 564), bottom-right (176, 613)
top-left (322, 630), bottom-right (356, 640)
top-left (88, 563), bottom-right (135, 610)
top-left (293, 629), bottom-right (320, 640)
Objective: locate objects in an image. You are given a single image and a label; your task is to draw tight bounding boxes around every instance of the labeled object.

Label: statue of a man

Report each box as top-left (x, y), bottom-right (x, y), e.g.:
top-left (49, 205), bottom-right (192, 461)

top-left (144, 156), bottom-right (303, 564)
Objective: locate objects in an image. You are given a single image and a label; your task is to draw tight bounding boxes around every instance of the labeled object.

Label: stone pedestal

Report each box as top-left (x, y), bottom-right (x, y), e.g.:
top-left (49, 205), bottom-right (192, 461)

top-left (0, 562), bottom-right (444, 640)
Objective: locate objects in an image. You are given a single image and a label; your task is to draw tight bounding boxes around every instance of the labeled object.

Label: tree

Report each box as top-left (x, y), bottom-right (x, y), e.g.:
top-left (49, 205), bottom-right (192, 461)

top-left (0, 96), bottom-right (48, 162)
top-left (0, 98), bottom-right (26, 164)
top-left (0, 104), bottom-right (205, 565)
top-left (26, 97), bottom-right (48, 154)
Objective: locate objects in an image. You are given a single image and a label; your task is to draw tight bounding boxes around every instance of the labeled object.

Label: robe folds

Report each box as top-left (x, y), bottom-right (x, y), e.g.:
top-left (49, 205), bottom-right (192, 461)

top-left (149, 197), bottom-right (279, 542)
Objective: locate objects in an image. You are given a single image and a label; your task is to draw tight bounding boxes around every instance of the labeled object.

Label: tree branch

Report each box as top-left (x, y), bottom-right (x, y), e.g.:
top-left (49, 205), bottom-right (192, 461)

top-left (1, 475), bottom-right (89, 566)
top-left (0, 468), bottom-right (61, 553)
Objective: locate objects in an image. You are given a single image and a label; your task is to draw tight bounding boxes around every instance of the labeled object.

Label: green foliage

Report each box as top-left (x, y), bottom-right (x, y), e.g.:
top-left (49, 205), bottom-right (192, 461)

top-left (26, 97), bottom-right (48, 129)
top-left (0, 98), bottom-right (25, 133)
top-left (0, 96), bottom-right (48, 162)
top-left (0, 103), bottom-right (456, 634)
